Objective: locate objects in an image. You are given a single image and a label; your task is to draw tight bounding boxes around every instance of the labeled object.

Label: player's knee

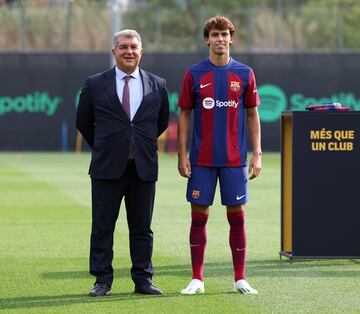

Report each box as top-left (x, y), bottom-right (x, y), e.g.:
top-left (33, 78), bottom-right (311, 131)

top-left (191, 211), bottom-right (209, 227)
top-left (227, 210), bottom-right (245, 226)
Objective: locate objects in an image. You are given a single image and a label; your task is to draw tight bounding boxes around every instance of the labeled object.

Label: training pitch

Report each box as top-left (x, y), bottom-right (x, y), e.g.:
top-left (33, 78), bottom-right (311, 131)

top-left (0, 153), bottom-right (359, 313)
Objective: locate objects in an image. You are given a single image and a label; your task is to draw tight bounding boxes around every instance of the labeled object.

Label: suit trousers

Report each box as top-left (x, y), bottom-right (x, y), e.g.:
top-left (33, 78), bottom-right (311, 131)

top-left (90, 161), bottom-right (155, 287)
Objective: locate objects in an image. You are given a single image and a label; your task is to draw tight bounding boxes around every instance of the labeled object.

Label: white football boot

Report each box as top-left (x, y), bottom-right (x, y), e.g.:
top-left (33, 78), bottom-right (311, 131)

top-left (233, 279), bottom-right (258, 295)
top-left (180, 279), bottom-right (205, 295)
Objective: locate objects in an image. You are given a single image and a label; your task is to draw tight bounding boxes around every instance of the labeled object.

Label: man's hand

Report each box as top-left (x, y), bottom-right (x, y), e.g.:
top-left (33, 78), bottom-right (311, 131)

top-left (178, 153), bottom-right (191, 178)
top-left (248, 153), bottom-right (262, 180)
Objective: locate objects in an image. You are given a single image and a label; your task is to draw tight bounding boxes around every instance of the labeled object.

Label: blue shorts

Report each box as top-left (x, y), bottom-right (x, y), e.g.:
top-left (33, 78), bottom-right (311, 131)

top-left (186, 166), bottom-right (248, 206)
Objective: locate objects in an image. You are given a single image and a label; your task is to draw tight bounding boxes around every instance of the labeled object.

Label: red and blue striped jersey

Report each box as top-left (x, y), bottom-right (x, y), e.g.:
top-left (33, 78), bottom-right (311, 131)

top-left (178, 58), bottom-right (260, 167)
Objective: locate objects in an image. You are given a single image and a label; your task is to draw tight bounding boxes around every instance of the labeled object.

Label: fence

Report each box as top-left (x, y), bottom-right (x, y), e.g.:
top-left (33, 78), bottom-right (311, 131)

top-left (1, 0), bottom-right (360, 52)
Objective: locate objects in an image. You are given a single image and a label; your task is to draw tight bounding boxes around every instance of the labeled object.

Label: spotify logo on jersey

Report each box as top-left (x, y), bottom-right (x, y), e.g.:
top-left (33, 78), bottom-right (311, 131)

top-left (203, 97), bottom-right (215, 109)
top-left (257, 84), bottom-right (287, 122)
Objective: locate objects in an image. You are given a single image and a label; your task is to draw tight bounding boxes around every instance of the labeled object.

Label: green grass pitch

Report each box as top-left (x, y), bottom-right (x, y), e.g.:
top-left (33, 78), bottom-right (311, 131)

top-left (0, 153), bottom-right (359, 313)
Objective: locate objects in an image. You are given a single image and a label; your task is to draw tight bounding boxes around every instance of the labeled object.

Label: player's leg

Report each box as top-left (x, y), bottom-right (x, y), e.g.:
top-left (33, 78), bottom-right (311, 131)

top-left (181, 166), bottom-right (217, 295)
top-left (190, 203), bottom-right (209, 283)
top-left (227, 205), bottom-right (257, 294)
top-left (226, 204), bottom-right (247, 284)
top-left (181, 203), bottom-right (207, 295)
top-left (219, 167), bottom-right (257, 295)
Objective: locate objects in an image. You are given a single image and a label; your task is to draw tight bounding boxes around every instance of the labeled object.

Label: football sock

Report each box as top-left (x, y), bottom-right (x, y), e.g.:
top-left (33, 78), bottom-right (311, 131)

top-left (190, 211), bottom-right (208, 282)
top-left (227, 210), bottom-right (246, 281)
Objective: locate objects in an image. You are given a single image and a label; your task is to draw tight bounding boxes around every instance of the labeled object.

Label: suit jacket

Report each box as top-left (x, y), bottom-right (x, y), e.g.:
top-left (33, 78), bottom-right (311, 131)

top-left (76, 67), bottom-right (169, 182)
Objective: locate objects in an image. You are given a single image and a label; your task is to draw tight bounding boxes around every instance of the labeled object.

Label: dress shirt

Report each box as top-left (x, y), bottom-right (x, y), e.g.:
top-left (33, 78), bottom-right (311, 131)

top-left (115, 66), bottom-right (143, 121)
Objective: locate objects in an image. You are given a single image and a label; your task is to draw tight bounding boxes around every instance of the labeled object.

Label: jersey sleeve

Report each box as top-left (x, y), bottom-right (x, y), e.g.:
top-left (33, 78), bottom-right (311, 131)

top-left (178, 70), bottom-right (194, 110)
top-left (244, 69), bottom-right (260, 108)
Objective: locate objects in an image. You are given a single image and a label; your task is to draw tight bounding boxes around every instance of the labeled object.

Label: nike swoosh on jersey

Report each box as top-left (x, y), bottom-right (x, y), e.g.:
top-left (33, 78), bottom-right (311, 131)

top-left (236, 194), bottom-right (246, 200)
top-left (200, 83), bottom-right (212, 88)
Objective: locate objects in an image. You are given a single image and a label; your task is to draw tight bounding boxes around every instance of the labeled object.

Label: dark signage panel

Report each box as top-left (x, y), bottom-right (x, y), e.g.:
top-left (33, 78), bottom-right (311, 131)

top-left (281, 111), bottom-right (360, 258)
top-left (0, 53), bottom-right (359, 151)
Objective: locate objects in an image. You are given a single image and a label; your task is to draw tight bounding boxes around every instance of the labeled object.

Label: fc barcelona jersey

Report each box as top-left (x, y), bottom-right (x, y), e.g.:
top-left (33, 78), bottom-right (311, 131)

top-left (178, 58), bottom-right (260, 167)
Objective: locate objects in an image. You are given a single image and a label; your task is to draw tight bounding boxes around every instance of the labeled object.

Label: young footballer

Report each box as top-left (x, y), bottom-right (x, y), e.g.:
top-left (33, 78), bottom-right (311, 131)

top-left (177, 16), bottom-right (262, 295)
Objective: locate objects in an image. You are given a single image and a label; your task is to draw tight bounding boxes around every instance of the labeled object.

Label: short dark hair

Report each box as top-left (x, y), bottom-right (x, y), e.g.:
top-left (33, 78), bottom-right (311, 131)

top-left (203, 16), bottom-right (235, 38)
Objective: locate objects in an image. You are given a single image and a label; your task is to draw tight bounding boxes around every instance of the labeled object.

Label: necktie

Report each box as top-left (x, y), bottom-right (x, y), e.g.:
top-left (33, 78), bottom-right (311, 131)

top-left (122, 75), bottom-right (133, 158)
top-left (122, 75), bottom-right (131, 119)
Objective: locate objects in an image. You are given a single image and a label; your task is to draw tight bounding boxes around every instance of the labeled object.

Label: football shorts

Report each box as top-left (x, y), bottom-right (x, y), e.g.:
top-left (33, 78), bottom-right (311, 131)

top-left (186, 166), bottom-right (248, 206)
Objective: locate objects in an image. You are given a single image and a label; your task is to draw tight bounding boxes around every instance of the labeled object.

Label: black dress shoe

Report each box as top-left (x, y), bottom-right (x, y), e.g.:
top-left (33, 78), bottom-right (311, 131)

top-left (89, 283), bottom-right (112, 297)
top-left (134, 283), bottom-right (162, 295)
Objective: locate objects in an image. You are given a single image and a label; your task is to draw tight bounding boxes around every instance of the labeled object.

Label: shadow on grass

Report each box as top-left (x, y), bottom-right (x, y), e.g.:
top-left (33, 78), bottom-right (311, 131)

top-left (0, 291), bottom-right (233, 310)
top-left (41, 259), bottom-right (360, 281)
top-left (3, 260), bottom-right (359, 310)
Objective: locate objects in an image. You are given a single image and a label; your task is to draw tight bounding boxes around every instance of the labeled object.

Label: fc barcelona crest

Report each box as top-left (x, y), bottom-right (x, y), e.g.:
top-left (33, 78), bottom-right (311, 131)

top-left (230, 81), bottom-right (241, 92)
top-left (192, 190), bottom-right (200, 199)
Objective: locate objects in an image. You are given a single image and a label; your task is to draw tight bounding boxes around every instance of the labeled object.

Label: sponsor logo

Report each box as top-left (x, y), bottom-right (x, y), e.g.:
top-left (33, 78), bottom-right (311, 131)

top-left (202, 97), bottom-right (215, 109)
top-left (202, 97), bottom-right (239, 110)
top-left (258, 84), bottom-right (287, 122)
top-left (258, 84), bottom-right (360, 122)
top-left (289, 92), bottom-right (360, 111)
top-left (236, 248), bottom-right (245, 251)
top-left (236, 194), bottom-right (246, 200)
top-left (200, 83), bottom-right (212, 89)
top-left (190, 244), bottom-right (200, 247)
top-left (216, 100), bottom-right (238, 108)
top-left (230, 81), bottom-right (241, 92)
top-left (192, 190), bottom-right (200, 199)
top-left (0, 92), bottom-right (61, 117)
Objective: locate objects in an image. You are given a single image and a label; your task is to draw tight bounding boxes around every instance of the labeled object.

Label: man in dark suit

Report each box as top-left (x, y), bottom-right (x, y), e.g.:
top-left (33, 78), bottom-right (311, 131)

top-left (76, 29), bottom-right (169, 296)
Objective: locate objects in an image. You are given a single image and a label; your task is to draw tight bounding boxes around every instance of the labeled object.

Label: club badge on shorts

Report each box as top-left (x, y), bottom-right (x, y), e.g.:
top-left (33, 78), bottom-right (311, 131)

top-left (230, 81), bottom-right (241, 92)
top-left (192, 190), bottom-right (200, 199)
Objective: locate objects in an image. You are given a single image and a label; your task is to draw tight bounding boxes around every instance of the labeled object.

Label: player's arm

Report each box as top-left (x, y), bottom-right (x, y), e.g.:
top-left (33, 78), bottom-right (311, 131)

top-left (177, 109), bottom-right (191, 178)
top-left (177, 69), bottom-right (194, 178)
top-left (246, 106), bottom-right (262, 180)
